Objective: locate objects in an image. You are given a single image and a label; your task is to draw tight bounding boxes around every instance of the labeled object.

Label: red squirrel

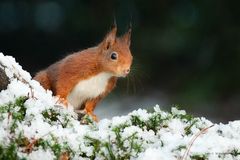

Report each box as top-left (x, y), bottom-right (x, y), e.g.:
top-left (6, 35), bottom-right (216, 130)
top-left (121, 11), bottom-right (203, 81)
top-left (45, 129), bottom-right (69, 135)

top-left (34, 26), bottom-right (133, 121)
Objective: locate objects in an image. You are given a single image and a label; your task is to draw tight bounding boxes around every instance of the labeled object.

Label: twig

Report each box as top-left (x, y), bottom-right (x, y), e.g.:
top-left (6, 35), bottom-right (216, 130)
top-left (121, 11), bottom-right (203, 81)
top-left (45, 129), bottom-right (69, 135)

top-left (12, 65), bottom-right (37, 100)
top-left (24, 129), bottom-right (57, 153)
top-left (181, 124), bottom-right (214, 160)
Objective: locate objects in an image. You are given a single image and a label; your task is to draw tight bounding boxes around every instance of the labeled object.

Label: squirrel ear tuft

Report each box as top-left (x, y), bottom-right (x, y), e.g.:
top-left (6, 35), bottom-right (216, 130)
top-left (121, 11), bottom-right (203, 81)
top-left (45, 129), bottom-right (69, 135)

top-left (102, 26), bottom-right (117, 50)
top-left (121, 27), bottom-right (131, 47)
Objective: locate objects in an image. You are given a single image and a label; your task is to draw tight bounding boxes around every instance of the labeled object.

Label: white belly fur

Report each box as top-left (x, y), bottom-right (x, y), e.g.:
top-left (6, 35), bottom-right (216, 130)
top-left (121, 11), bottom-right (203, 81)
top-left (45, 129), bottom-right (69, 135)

top-left (67, 72), bottom-right (112, 109)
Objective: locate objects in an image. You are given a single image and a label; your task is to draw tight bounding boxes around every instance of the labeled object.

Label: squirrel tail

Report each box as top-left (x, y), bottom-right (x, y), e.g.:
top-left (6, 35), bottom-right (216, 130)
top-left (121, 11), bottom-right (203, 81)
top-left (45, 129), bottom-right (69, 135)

top-left (34, 71), bottom-right (51, 90)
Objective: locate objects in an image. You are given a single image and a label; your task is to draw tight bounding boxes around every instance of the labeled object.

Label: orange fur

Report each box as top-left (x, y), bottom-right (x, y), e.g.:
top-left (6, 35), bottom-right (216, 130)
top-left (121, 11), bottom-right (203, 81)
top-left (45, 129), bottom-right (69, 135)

top-left (34, 71), bottom-right (50, 90)
top-left (34, 26), bottom-right (132, 121)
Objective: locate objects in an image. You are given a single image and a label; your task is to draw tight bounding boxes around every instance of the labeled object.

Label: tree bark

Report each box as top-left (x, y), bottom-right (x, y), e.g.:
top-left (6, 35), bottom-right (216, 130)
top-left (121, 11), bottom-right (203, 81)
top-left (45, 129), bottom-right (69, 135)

top-left (0, 67), bottom-right (10, 91)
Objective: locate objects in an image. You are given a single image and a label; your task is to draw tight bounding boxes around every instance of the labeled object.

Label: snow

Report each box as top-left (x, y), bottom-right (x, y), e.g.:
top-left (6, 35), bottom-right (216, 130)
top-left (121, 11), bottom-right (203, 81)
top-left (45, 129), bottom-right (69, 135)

top-left (27, 149), bottom-right (55, 160)
top-left (137, 148), bottom-right (175, 160)
top-left (0, 52), bottom-right (240, 160)
top-left (129, 109), bottom-right (150, 121)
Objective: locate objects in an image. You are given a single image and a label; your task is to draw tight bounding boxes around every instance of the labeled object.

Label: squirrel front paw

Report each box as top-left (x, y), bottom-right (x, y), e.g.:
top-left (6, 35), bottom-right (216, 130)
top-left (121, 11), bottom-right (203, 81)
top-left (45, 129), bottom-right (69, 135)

top-left (74, 109), bottom-right (99, 122)
top-left (84, 110), bottom-right (99, 122)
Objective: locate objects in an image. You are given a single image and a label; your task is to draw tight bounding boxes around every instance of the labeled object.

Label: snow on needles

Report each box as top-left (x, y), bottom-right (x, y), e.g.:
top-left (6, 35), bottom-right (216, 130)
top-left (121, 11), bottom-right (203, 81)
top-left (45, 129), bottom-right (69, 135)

top-left (0, 52), bottom-right (240, 160)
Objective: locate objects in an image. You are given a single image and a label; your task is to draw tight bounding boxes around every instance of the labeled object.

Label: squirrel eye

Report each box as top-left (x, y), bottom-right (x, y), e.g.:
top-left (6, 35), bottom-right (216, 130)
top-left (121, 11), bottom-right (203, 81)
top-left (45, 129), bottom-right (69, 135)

top-left (110, 52), bottom-right (118, 60)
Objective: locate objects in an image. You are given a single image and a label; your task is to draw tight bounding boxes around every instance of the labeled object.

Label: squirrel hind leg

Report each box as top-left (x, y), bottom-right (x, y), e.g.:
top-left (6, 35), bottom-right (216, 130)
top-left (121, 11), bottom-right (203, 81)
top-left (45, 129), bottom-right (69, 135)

top-left (34, 71), bottom-right (51, 90)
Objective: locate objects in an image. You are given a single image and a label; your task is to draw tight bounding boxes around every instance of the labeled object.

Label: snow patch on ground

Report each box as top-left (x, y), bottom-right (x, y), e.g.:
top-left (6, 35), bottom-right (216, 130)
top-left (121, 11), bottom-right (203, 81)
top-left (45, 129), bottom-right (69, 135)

top-left (0, 53), bottom-right (240, 160)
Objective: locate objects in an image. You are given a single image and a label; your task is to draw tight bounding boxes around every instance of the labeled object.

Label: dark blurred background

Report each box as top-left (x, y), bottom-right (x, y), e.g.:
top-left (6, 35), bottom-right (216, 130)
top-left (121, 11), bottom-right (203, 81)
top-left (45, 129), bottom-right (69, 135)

top-left (0, 0), bottom-right (239, 122)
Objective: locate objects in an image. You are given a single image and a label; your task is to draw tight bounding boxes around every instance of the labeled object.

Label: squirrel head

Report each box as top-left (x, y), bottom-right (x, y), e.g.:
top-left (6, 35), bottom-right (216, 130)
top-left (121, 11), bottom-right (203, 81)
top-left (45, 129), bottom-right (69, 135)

top-left (98, 26), bottom-right (133, 77)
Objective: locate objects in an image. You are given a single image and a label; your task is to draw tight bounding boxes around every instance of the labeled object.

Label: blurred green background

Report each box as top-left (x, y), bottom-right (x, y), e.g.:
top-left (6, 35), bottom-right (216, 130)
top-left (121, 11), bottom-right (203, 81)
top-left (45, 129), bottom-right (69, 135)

top-left (0, 0), bottom-right (239, 122)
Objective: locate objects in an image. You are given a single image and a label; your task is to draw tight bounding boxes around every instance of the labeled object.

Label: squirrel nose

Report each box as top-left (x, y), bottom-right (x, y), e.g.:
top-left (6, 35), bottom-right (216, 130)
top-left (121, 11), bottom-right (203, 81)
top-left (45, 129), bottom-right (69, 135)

top-left (124, 68), bottom-right (130, 75)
